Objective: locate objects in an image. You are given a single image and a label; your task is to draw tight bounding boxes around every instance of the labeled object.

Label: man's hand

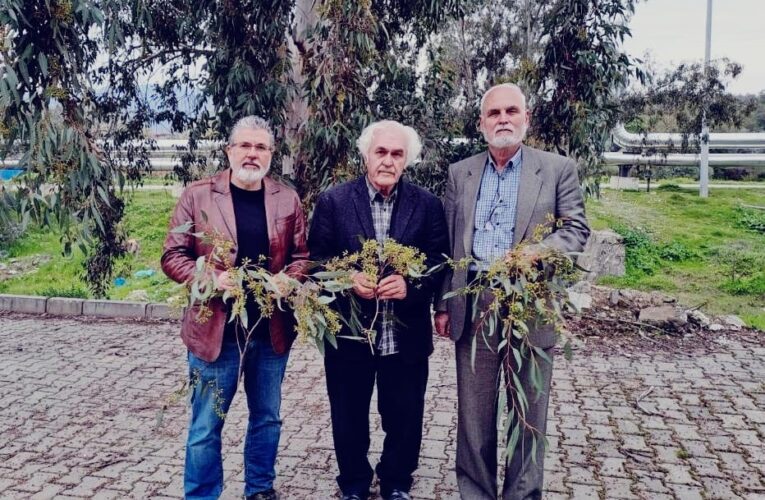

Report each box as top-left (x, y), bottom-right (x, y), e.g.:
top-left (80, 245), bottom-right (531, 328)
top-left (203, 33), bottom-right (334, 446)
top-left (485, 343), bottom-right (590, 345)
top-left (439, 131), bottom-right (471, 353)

top-left (515, 243), bottom-right (546, 263)
top-left (351, 272), bottom-right (377, 300)
top-left (269, 272), bottom-right (293, 298)
top-left (215, 270), bottom-right (236, 291)
top-left (434, 311), bottom-right (450, 338)
top-left (376, 274), bottom-right (407, 300)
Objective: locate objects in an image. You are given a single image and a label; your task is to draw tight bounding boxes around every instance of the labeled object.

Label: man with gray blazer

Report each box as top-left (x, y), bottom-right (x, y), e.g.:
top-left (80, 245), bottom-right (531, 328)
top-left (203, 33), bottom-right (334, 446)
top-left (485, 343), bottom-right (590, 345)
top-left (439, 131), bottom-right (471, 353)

top-left (434, 83), bottom-right (590, 500)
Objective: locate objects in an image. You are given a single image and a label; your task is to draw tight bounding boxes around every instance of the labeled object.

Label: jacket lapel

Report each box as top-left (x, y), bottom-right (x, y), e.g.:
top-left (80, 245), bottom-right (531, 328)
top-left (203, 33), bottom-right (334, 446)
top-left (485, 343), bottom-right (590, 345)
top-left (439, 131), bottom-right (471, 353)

top-left (513, 145), bottom-right (542, 245)
top-left (212, 170), bottom-right (237, 244)
top-left (263, 176), bottom-right (281, 262)
top-left (352, 177), bottom-right (376, 241)
top-left (389, 180), bottom-right (416, 242)
top-left (462, 152), bottom-right (487, 256)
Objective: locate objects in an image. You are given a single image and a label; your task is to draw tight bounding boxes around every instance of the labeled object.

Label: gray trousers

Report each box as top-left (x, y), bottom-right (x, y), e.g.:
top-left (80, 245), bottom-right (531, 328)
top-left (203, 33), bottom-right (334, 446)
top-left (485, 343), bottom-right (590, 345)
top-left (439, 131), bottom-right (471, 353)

top-left (455, 314), bottom-right (554, 500)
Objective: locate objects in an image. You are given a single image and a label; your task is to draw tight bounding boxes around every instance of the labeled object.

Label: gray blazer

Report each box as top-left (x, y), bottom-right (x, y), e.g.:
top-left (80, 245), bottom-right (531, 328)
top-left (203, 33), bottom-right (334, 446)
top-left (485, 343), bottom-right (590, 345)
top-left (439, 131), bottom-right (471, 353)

top-left (438, 145), bottom-right (590, 348)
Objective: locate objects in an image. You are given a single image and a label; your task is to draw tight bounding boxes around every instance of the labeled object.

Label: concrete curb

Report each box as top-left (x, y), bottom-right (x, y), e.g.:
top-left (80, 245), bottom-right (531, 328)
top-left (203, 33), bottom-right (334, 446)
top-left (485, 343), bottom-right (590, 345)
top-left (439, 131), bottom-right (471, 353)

top-left (0, 294), bottom-right (183, 321)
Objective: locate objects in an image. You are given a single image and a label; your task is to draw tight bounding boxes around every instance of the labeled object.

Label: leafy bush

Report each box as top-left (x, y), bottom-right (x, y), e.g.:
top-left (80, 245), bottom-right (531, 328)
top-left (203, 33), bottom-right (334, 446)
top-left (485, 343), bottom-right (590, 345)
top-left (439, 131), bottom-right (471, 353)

top-left (659, 241), bottom-right (697, 261)
top-left (39, 285), bottom-right (89, 298)
top-left (714, 167), bottom-right (751, 181)
top-left (613, 225), bottom-right (660, 276)
top-left (720, 274), bottom-right (765, 296)
top-left (713, 246), bottom-right (764, 283)
top-left (613, 225), bottom-right (698, 277)
top-left (0, 218), bottom-right (25, 251)
top-left (735, 207), bottom-right (765, 234)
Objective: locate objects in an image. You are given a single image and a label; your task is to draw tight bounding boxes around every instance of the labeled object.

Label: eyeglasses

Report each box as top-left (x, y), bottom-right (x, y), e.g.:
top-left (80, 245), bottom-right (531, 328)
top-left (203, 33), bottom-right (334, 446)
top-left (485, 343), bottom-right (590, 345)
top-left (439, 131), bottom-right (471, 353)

top-left (229, 142), bottom-right (272, 154)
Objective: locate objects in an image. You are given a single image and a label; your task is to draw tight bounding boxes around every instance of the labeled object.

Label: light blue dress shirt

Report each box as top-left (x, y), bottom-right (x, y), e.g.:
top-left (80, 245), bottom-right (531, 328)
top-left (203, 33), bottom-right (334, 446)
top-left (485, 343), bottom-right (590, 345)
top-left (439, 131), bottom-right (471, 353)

top-left (471, 148), bottom-right (523, 270)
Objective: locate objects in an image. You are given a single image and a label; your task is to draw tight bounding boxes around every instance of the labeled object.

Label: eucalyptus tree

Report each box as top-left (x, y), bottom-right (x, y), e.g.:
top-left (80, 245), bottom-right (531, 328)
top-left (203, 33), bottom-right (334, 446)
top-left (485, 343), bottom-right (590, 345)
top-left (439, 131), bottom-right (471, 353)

top-left (621, 59), bottom-right (757, 150)
top-left (527, 0), bottom-right (645, 196)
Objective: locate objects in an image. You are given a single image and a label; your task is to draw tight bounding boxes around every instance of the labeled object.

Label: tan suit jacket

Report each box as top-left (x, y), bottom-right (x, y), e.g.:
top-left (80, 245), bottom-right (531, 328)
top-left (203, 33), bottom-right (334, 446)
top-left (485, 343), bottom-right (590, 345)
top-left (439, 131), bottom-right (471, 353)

top-left (438, 145), bottom-right (590, 348)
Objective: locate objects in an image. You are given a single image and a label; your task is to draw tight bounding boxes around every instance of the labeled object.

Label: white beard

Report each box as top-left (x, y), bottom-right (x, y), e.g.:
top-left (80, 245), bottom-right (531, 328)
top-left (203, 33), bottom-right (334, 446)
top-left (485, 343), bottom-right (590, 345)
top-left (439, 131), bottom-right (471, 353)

top-left (485, 123), bottom-right (527, 149)
top-left (235, 163), bottom-right (270, 184)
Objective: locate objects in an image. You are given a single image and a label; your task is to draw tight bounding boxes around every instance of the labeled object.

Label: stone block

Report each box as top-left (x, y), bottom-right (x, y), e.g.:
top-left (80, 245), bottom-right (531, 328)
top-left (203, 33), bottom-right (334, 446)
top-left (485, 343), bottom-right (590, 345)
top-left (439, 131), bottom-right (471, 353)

top-left (638, 305), bottom-right (688, 329)
top-left (146, 303), bottom-right (183, 320)
top-left (567, 291), bottom-right (592, 311)
top-left (0, 294), bottom-right (47, 314)
top-left (577, 229), bottom-right (625, 281)
top-left (82, 300), bottom-right (147, 318)
top-left (46, 297), bottom-right (84, 316)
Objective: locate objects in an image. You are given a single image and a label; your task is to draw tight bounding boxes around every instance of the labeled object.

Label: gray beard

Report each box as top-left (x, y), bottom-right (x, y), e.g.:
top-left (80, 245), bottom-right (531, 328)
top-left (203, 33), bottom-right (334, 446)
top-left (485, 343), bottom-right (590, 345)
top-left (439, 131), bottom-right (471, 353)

top-left (485, 125), bottom-right (527, 149)
top-left (235, 164), bottom-right (270, 184)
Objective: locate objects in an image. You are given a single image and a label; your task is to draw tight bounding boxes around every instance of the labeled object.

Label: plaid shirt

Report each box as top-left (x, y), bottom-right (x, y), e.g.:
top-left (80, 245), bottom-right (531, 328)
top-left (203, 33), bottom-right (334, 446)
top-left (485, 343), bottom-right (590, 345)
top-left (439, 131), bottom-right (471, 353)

top-left (366, 177), bottom-right (398, 356)
top-left (472, 148), bottom-right (523, 270)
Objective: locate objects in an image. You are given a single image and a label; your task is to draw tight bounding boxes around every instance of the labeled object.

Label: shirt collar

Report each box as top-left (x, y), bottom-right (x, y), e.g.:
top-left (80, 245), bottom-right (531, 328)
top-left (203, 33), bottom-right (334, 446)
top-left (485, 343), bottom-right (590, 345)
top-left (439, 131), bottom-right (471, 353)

top-left (487, 147), bottom-right (523, 174)
top-left (366, 176), bottom-right (398, 203)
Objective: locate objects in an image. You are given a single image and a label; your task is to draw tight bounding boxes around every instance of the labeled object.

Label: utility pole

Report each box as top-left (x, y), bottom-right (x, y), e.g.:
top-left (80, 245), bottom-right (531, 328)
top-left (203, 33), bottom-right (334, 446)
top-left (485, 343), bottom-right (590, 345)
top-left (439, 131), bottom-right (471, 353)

top-left (699, 0), bottom-right (712, 197)
top-left (526, 0), bottom-right (532, 60)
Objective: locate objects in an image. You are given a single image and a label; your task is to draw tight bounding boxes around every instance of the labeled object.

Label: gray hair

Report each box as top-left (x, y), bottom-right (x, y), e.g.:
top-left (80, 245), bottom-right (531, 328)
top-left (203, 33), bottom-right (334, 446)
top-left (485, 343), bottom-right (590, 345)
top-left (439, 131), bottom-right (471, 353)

top-left (228, 115), bottom-right (275, 147)
top-left (356, 120), bottom-right (422, 166)
top-left (480, 83), bottom-right (528, 114)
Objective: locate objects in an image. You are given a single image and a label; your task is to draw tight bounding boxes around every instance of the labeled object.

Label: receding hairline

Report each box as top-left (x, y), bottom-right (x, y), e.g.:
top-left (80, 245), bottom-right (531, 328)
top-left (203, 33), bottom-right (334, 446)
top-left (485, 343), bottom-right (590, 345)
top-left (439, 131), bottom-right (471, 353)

top-left (480, 83), bottom-right (527, 114)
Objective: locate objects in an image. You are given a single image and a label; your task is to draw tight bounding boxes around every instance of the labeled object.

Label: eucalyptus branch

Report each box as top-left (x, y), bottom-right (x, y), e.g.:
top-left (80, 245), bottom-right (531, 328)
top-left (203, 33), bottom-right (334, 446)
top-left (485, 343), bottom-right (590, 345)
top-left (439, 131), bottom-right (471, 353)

top-left (444, 218), bottom-right (580, 462)
top-left (171, 221), bottom-right (345, 372)
top-left (324, 238), bottom-right (436, 351)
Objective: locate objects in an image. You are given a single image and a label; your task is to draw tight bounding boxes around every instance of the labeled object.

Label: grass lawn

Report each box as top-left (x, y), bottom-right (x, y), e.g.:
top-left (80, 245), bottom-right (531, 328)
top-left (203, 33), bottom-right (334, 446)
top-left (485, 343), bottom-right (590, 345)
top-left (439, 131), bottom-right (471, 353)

top-left (587, 186), bottom-right (765, 329)
top-left (1, 183), bottom-right (764, 330)
top-left (0, 188), bottom-right (181, 302)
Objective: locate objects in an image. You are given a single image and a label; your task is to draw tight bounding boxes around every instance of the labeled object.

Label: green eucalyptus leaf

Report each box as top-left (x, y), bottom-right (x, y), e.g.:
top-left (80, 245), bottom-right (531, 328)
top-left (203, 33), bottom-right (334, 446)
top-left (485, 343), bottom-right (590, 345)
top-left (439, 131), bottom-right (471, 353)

top-left (171, 221), bottom-right (194, 233)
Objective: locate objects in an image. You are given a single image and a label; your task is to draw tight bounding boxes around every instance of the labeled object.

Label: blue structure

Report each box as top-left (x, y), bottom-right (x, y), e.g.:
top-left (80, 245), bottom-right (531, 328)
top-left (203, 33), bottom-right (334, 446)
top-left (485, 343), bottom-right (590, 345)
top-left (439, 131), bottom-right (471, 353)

top-left (0, 169), bottom-right (22, 181)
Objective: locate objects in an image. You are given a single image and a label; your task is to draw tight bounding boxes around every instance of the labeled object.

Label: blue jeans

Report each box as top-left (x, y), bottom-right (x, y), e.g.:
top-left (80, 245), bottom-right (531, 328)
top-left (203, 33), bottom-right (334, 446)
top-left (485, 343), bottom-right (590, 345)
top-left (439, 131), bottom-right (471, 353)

top-left (184, 336), bottom-right (289, 499)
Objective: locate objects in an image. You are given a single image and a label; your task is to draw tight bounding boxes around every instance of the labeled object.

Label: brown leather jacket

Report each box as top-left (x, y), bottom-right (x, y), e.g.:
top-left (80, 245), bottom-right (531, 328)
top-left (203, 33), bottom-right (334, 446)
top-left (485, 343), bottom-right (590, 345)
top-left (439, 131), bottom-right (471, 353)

top-left (161, 170), bottom-right (309, 361)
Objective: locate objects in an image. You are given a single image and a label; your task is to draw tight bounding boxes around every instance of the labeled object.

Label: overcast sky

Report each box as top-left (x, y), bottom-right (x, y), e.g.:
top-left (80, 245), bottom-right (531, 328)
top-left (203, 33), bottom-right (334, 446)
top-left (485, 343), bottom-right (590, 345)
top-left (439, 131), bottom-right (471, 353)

top-left (623, 0), bottom-right (764, 95)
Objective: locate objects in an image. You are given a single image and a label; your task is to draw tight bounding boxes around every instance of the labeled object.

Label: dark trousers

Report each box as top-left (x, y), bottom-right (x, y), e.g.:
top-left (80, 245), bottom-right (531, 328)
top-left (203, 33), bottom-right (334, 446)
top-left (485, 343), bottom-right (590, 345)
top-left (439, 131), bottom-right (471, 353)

top-left (324, 350), bottom-right (429, 498)
top-left (455, 291), bottom-right (554, 500)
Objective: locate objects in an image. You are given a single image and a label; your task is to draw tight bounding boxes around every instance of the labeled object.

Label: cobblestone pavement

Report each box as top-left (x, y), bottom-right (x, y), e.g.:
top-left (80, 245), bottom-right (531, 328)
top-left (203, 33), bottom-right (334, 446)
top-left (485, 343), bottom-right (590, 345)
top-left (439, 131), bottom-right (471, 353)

top-left (1, 313), bottom-right (764, 499)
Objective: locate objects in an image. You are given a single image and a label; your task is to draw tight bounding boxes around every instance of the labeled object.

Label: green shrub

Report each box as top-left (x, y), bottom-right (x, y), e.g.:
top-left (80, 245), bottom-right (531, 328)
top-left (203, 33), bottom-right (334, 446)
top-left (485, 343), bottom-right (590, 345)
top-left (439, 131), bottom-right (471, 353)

top-left (659, 242), bottom-right (697, 262)
top-left (735, 207), bottom-right (765, 234)
top-left (657, 184), bottom-right (683, 192)
top-left (720, 274), bottom-right (765, 296)
top-left (713, 246), bottom-right (764, 283)
top-left (613, 225), bottom-right (697, 277)
top-left (613, 225), bottom-right (660, 276)
top-left (0, 218), bottom-right (24, 250)
top-left (39, 285), bottom-right (89, 298)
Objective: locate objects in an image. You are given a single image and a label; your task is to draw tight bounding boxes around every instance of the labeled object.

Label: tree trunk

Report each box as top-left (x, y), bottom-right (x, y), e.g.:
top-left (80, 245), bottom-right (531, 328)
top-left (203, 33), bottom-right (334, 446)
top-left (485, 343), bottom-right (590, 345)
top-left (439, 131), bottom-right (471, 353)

top-left (283, 0), bottom-right (319, 177)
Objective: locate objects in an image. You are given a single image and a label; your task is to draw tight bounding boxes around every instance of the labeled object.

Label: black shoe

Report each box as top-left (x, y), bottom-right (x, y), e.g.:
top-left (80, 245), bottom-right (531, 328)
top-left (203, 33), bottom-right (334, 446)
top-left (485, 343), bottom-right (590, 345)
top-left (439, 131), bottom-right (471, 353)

top-left (385, 490), bottom-right (410, 500)
top-left (247, 489), bottom-right (278, 500)
top-left (341, 495), bottom-right (365, 500)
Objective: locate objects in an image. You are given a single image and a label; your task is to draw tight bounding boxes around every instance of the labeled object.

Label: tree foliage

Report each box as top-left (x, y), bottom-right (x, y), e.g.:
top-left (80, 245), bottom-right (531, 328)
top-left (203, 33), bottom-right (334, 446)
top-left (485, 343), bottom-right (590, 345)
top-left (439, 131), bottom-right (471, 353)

top-left (527, 0), bottom-right (644, 195)
top-left (0, 0), bottom-right (124, 297)
top-left (621, 59), bottom-right (757, 151)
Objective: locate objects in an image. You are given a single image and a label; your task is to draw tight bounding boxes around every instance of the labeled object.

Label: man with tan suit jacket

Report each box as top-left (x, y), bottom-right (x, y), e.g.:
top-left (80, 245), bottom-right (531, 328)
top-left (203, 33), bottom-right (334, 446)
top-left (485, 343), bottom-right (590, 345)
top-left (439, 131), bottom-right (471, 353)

top-left (435, 84), bottom-right (590, 500)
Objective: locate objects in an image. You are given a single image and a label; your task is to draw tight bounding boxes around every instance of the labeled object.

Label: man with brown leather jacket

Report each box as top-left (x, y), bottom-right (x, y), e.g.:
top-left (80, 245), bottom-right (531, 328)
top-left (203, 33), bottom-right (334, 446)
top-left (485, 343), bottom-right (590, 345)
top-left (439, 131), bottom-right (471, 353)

top-left (161, 115), bottom-right (308, 500)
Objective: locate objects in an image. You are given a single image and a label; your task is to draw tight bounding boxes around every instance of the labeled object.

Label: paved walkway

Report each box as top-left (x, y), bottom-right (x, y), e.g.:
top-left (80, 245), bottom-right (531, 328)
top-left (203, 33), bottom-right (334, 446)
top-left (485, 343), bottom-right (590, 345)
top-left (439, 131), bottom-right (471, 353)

top-left (0, 313), bottom-right (764, 499)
